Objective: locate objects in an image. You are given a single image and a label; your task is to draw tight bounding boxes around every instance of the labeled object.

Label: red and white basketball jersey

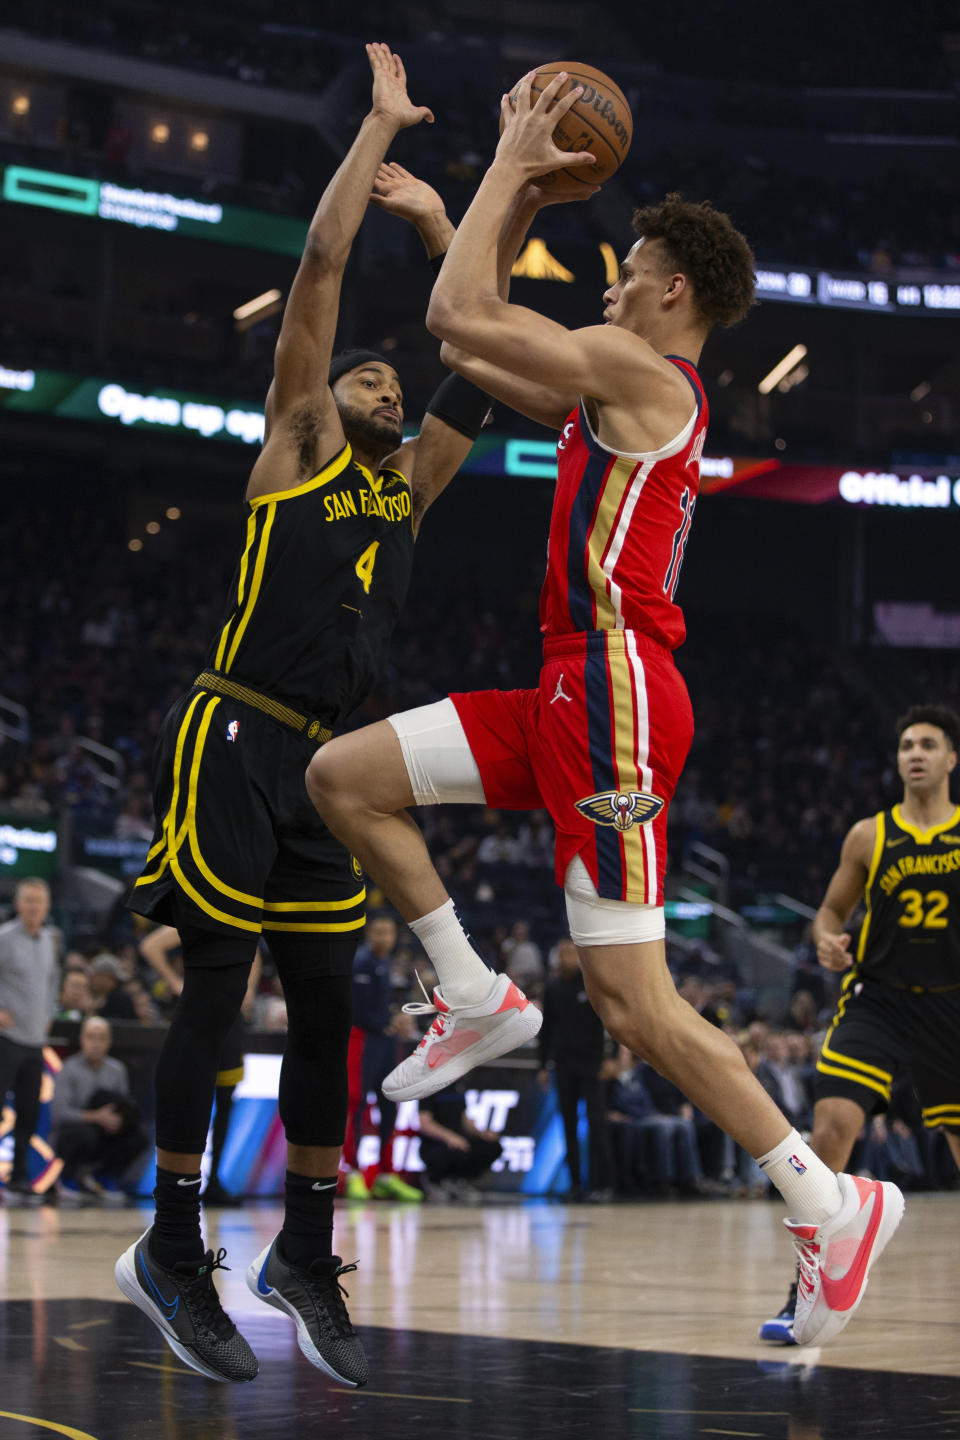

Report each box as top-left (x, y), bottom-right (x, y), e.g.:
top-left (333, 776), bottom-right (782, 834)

top-left (539, 357), bottom-right (707, 650)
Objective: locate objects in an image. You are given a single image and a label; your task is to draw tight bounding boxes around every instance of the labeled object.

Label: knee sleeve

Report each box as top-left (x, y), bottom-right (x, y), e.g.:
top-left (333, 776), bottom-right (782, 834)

top-left (278, 972), bottom-right (353, 1148)
top-left (155, 953), bottom-right (252, 1153)
top-left (564, 853), bottom-right (666, 947)
top-left (388, 698), bottom-right (486, 805)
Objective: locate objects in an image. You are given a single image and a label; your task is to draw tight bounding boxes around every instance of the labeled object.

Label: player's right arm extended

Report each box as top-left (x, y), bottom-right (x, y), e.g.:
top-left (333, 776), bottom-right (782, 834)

top-left (267, 45), bottom-right (433, 427)
top-left (812, 817), bottom-right (875, 971)
top-left (439, 184), bottom-right (580, 429)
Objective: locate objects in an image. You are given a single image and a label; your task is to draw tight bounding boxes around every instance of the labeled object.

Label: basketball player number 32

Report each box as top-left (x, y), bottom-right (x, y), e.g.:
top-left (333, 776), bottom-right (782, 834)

top-left (898, 889), bottom-right (948, 928)
top-left (355, 541), bottom-right (380, 594)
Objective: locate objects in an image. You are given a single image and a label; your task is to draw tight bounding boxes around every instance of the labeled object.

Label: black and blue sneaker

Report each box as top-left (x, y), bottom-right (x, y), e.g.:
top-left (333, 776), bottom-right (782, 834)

top-left (115, 1227), bottom-right (258, 1382)
top-left (758, 1280), bottom-right (798, 1345)
top-left (247, 1238), bottom-right (367, 1386)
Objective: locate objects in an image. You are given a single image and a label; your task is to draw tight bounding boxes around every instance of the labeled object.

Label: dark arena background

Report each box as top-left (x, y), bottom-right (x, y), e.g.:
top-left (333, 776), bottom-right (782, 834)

top-left (1, 4), bottom-right (960, 1438)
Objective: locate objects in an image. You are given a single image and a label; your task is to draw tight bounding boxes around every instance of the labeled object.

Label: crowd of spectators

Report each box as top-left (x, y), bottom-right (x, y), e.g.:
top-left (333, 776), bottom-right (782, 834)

top-left (3, 485), bottom-right (956, 938)
top-left (15, 891), bottom-right (956, 1203)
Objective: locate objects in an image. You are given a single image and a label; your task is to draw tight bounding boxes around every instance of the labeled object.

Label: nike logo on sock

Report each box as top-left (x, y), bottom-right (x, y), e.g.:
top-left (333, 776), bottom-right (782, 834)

top-left (177, 1177), bottom-right (202, 1187)
top-left (311, 1181), bottom-right (337, 1191)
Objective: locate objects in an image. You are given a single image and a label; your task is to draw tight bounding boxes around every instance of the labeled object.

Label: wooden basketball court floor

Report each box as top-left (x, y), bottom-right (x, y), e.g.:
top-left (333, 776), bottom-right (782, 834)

top-left (2, 1192), bottom-right (959, 1440)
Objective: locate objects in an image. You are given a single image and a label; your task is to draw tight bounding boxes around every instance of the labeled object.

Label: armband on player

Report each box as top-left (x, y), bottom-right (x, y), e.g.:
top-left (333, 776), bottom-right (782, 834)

top-left (425, 371), bottom-right (492, 442)
top-left (425, 250), bottom-right (491, 440)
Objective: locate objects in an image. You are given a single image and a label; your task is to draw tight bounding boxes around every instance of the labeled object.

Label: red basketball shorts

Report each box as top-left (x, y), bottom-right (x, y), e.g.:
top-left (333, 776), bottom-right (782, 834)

top-left (450, 630), bottom-right (694, 905)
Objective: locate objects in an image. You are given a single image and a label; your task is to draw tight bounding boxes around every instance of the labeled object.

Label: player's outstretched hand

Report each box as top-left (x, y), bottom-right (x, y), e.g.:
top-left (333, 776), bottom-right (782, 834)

top-left (496, 70), bottom-right (595, 180)
top-left (370, 162), bottom-right (446, 223)
top-left (367, 43), bottom-right (434, 130)
top-left (817, 930), bottom-right (853, 972)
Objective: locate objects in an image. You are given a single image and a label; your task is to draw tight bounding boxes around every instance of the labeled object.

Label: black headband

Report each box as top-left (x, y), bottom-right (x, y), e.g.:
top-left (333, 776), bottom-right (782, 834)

top-left (328, 349), bottom-right (393, 386)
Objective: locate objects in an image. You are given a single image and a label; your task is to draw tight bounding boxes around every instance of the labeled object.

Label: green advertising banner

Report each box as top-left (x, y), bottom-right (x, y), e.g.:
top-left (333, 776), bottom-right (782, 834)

top-left (0, 815), bottom-right (59, 880)
top-left (2, 164), bottom-right (307, 258)
top-left (0, 363), bottom-right (266, 445)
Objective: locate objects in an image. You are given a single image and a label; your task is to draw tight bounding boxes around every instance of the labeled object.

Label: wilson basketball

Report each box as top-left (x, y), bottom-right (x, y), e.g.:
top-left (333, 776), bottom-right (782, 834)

top-left (503, 62), bottom-right (633, 195)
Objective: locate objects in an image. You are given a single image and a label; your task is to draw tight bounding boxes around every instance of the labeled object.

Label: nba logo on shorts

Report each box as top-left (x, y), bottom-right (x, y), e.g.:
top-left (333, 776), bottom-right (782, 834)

top-left (226, 719), bottom-right (240, 743)
top-left (787, 1154), bottom-right (807, 1176)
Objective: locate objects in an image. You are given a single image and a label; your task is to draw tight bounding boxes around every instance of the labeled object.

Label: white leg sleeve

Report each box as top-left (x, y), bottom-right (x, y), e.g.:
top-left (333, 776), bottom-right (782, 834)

top-left (563, 853), bottom-right (666, 947)
top-left (387, 698), bottom-right (487, 806)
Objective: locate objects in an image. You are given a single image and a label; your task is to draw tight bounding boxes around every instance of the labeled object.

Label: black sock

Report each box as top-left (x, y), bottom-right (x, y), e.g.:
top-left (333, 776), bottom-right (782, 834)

top-left (150, 1167), bottom-right (205, 1268)
top-left (279, 1170), bottom-right (336, 1268)
top-left (210, 1084), bottom-right (236, 1187)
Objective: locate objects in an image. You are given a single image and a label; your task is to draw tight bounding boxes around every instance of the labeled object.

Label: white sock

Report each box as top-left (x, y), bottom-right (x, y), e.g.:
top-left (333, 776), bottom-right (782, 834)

top-left (756, 1129), bottom-right (844, 1225)
top-left (409, 899), bottom-right (495, 1008)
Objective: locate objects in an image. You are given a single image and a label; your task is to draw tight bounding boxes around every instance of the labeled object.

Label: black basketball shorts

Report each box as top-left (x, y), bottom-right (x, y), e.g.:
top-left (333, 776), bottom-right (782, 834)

top-left (814, 970), bottom-right (960, 1132)
top-left (129, 687), bottom-right (364, 957)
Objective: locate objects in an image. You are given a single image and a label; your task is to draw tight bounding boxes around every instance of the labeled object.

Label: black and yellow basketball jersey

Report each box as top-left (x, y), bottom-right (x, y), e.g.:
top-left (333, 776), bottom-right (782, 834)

top-left (205, 444), bottom-right (415, 722)
top-left (856, 805), bottom-right (960, 989)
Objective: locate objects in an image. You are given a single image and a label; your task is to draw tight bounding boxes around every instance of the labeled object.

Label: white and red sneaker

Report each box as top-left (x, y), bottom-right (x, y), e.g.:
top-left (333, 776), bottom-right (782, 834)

top-left (382, 974), bottom-right (542, 1102)
top-left (788, 1172), bottom-right (904, 1346)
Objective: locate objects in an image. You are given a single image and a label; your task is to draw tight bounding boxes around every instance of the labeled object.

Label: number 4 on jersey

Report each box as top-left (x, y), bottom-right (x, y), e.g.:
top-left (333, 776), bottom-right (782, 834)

top-left (355, 541), bottom-right (380, 595)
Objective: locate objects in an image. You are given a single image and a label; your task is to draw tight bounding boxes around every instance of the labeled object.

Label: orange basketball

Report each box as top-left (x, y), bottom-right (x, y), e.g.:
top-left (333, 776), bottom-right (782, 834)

top-left (502, 61), bottom-right (633, 195)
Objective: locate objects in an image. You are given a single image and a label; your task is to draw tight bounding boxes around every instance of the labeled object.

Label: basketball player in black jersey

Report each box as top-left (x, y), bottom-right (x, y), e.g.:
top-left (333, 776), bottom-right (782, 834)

top-left (761, 703), bottom-right (960, 1342)
top-left (114, 44), bottom-right (490, 1385)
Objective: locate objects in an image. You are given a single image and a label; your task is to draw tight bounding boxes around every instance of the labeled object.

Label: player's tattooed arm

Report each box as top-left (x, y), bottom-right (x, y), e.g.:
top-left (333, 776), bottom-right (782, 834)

top-left (251, 45), bottom-right (432, 495)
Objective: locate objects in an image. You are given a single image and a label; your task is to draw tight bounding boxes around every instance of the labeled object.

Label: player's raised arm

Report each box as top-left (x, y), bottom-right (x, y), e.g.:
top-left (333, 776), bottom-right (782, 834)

top-left (426, 72), bottom-right (672, 411)
top-left (366, 162), bottom-right (492, 530)
top-left (256, 45), bottom-right (433, 468)
top-left (438, 179), bottom-right (590, 429)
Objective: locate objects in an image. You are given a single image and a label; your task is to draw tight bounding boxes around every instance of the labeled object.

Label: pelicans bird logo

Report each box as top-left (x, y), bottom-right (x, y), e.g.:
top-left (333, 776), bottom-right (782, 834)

top-left (575, 790), bottom-right (665, 832)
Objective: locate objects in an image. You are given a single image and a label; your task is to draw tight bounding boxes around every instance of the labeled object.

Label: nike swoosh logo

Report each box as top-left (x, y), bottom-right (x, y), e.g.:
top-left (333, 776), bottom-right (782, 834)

top-left (311, 1181), bottom-right (337, 1191)
top-left (819, 1184), bottom-right (883, 1313)
top-left (427, 1028), bottom-right (482, 1067)
top-left (137, 1251), bottom-right (180, 1320)
top-left (177, 1177), bottom-right (202, 1186)
top-left (886, 837), bottom-right (909, 848)
top-left (257, 1261), bottom-right (273, 1297)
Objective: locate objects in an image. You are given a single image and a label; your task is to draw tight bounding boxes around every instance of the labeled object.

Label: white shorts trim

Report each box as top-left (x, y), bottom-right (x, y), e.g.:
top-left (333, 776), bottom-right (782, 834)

top-left (387, 698), bottom-right (487, 807)
top-left (563, 854), bottom-right (665, 947)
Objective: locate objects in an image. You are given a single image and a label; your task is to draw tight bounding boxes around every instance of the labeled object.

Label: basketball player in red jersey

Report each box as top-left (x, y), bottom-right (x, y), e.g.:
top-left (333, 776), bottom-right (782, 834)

top-left (307, 72), bottom-right (903, 1345)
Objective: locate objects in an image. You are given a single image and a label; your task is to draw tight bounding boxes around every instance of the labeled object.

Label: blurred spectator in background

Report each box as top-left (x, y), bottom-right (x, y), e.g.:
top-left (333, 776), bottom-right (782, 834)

top-left (127, 981), bottom-right (158, 1025)
top-left (730, 1037), bottom-right (772, 1196)
top-left (788, 989), bottom-right (819, 1035)
top-left (609, 1047), bottom-right (704, 1197)
top-left (860, 1109), bottom-right (925, 1191)
top-left (417, 1083), bottom-right (502, 1203)
top-left (756, 1031), bottom-right (814, 1133)
top-left (539, 938), bottom-right (614, 1201)
top-left (500, 921), bottom-right (544, 997)
top-left (56, 968), bottom-right (94, 1022)
top-left (51, 1016), bottom-right (148, 1201)
top-left (342, 914), bottom-right (422, 1203)
top-left (0, 878), bottom-right (59, 1203)
top-left (89, 954), bottom-right (136, 1021)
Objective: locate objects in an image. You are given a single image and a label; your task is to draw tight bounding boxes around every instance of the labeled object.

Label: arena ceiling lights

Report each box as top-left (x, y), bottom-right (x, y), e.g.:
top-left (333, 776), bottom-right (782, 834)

top-left (758, 345), bottom-right (808, 395)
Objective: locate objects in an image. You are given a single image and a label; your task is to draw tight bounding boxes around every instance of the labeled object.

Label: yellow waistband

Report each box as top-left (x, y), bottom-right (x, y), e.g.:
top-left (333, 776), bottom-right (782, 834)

top-left (192, 671), bottom-right (331, 745)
